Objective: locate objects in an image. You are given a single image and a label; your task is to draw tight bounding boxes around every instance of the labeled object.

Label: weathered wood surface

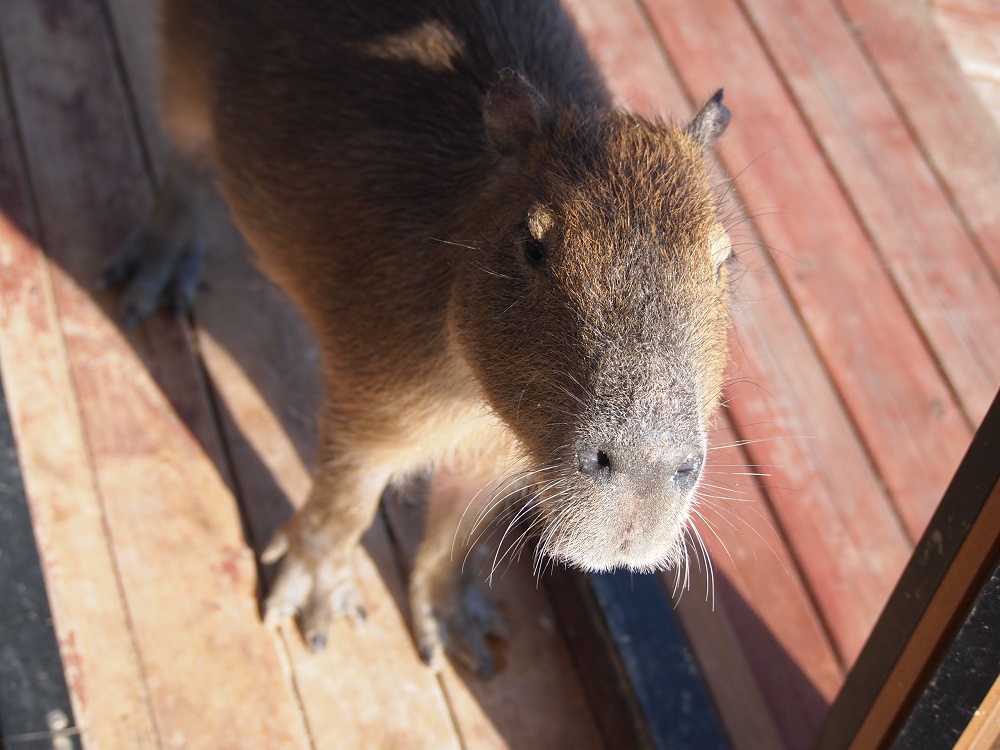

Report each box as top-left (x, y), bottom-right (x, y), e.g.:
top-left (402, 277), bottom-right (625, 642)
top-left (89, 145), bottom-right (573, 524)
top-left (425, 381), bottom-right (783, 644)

top-left (1, 0), bottom-right (998, 748)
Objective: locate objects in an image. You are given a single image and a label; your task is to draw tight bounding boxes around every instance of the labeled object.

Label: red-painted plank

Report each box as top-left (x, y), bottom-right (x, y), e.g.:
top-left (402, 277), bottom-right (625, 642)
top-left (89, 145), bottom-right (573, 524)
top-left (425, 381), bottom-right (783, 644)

top-left (839, 0), bottom-right (1000, 277)
top-left (734, 0), bottom-right (1000, 507)
top-left (643, 0), bottom-right (972, 547)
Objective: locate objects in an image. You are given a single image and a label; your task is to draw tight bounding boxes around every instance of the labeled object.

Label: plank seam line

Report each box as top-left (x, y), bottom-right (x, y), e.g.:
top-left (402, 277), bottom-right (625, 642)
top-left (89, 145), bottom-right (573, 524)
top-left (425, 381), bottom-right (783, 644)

top-left (829, 0), bottom-right (1000, 288)
top-left (630, 0), bottom-right (891, 672)
top-left (735, 0), bottom-right (981, 434)
top-left (378, 505), bottom-right (468, 747)
top-left (183, 330), bottom-right (319, 750)
top-left (0, 26), bottom-right (163, 749)
top-left (97, 0), bottom-right (158, 184)
top-left (97, 4), bottom-right (319, 746)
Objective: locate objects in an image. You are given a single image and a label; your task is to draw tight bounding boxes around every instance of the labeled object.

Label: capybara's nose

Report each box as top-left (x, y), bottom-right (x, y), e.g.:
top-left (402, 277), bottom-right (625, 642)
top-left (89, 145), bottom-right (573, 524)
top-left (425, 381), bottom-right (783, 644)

top-left (576, 442), bottom-right (704, 493)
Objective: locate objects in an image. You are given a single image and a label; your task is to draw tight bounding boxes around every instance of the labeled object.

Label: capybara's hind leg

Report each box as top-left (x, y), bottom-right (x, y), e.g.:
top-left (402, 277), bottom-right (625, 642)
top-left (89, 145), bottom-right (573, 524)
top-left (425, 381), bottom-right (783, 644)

top-left (102, 155), bottom-right (212, 326)
top-left (103, 0), bottom-right (215, 325)
top-left (410, 463), bottom-right (511, 678)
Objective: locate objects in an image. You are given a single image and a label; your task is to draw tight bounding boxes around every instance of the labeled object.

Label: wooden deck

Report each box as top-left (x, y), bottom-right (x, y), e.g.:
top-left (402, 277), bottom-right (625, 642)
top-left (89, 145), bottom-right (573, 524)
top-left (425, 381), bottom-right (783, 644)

top-left (0, 0), bottom-right (997, 748)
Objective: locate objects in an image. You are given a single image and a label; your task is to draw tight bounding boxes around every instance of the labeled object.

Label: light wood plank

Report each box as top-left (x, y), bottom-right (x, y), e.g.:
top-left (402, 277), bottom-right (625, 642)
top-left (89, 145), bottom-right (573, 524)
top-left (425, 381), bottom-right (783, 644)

top-left (0, 2), bottom-right (312, 746)
top-left (838, 0), bottom-right (1000, 276)
top-left (0, 104), bottom-right (158, 749)
top-left (955, 673), bottom-right (1000, 750)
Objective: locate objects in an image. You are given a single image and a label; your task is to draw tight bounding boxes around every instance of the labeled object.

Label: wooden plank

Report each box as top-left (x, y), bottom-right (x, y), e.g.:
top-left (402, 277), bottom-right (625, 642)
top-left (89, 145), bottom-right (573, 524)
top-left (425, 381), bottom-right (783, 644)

top-left (837, 0), bottom-right (1000, 276)
top-left (955, 673), bottom-right (1000, 750)
top-left (0, 57), bottom-right (158, 749)
top-left (0, 1), bottom-right (313, 746)
top-left (736, 0), bottom-right (1000, 435)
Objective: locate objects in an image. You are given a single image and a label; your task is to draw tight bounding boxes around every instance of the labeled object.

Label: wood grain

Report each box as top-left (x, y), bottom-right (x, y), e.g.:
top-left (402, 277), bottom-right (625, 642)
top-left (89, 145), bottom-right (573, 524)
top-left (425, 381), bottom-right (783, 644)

top-left (738, 0), bottom-right (1000, 432)
top-left (645, 0), bottom-right (972, 542)
top-left (0, 103), bottom-right (158, 749)
top-left (838, 0), bottom-right (1000, 276)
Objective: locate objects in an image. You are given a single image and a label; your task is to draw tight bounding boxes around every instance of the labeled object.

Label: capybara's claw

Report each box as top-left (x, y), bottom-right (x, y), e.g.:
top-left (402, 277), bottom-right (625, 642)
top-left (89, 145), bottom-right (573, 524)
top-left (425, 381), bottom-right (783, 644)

top-left (414, 582), bottom-right (509, 679)
top-left (261, 526), bottom-right (364, 650)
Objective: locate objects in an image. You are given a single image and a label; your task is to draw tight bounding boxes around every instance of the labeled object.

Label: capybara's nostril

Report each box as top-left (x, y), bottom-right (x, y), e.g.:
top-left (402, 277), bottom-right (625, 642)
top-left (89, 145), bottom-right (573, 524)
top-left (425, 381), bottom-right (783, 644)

top-left (671, 452), bottom-right (704, 492)
top-left (577, 447), bottom-right (612, 477)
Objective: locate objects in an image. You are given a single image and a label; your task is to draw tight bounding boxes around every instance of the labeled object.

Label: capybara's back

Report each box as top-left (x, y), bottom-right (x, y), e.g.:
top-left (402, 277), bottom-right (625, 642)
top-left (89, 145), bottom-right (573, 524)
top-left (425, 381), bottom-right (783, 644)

top-left (114, 0), bottom-right (734, 677)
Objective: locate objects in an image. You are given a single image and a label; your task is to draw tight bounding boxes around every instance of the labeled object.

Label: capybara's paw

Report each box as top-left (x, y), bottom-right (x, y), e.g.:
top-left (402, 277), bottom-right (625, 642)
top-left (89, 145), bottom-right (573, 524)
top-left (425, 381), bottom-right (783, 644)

top-left (261, 526), bottom-right (364, 652)
top-left (413, 582), bottom-right (510, 679)
top-left (101, 221), bottom-right (205, 327)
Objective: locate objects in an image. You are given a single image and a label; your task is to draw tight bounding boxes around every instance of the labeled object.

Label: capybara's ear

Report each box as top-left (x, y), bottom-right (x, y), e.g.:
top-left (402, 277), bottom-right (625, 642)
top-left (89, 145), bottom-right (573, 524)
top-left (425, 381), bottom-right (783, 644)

top-left (687, 89), bottom-right (731, 149)
top-left (483, 69), bottom-right (555, 157)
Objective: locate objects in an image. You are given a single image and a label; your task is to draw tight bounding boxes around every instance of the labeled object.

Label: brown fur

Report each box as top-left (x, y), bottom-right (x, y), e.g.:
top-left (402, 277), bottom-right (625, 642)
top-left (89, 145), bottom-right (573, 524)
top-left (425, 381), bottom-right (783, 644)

top-left (139, 0), bottom-right (732, 676)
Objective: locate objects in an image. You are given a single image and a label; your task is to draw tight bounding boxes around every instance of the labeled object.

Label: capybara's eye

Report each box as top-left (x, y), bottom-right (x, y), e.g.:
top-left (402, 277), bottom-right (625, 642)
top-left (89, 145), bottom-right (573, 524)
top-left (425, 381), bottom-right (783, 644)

top-left (523, 230), bottom-right (546, 268)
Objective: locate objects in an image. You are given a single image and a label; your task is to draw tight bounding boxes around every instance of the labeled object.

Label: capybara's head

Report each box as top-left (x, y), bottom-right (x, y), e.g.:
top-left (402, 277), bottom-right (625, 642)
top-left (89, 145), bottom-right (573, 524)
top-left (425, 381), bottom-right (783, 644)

top-left (452, 72), bottom-right (732, 572)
